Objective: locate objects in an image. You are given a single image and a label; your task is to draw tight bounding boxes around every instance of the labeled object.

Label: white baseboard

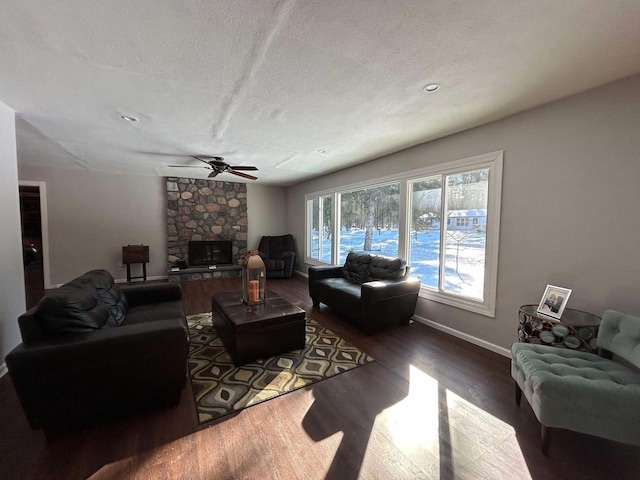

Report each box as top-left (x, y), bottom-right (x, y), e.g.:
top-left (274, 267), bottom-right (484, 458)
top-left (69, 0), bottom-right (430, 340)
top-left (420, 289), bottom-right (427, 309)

top-left (412, 314), bottom-right (511, 358)
top-left (0, 363), bottom-right (8, 379)
top-left (295, 270), bottom-right (508, 357)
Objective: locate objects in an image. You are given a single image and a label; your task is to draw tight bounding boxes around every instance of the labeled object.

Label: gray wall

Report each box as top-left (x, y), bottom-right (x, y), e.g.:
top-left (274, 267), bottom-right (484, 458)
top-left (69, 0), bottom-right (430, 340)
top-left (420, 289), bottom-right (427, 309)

top-left (286, 73), bottom-right (640, 351)
top-left (18, 165), bottom-right (168, 285)
top-left (0, 101), bottom-right (25, 370)
top-left (246, 184), bottom-right (287, 250)
top-left (17, 165), bottom-right (287, 285)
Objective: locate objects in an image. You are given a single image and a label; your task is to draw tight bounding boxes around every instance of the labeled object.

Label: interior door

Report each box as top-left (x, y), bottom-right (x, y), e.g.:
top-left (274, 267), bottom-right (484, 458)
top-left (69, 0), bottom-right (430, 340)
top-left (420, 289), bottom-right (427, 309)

top-left (19, 185), bottom-right (45, 309)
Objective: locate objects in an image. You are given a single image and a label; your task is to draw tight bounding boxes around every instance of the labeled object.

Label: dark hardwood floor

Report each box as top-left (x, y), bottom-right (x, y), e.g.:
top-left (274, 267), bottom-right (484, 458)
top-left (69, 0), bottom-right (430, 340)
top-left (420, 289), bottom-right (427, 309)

top-left (2, 275), bottom-right (639, 479)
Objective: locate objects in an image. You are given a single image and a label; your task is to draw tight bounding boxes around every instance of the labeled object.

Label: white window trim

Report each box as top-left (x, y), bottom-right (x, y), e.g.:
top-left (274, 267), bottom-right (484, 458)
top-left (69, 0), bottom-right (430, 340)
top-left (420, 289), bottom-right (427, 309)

top-left (403, 151), bottom-right (503, 317)
top-left (304, 151), bottom-right (503, 317)
top-left (304, 193), bottom-right (336, 265)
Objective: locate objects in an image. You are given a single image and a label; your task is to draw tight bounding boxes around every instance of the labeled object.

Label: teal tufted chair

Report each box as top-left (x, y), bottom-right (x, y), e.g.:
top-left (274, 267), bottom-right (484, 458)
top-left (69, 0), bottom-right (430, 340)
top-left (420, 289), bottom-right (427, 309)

top-left (511, 310), bottom-right (640, 454)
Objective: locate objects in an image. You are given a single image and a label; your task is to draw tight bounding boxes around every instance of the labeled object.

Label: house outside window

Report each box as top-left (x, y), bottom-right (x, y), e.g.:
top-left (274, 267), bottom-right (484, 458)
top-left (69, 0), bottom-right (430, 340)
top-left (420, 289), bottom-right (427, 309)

top-left (305, 151), bottom-right (503, 316)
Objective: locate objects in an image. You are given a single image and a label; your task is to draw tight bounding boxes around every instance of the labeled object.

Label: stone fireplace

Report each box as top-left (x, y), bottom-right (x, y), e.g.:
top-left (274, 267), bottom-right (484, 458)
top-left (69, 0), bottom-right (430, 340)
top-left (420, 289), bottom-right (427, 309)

top-left (166, 177), bottom-right (247, 280)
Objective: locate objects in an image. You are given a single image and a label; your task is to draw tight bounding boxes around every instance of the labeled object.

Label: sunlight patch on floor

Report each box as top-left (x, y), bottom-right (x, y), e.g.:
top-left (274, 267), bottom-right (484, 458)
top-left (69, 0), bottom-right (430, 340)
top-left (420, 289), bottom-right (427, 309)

top-left (386, 365), bottom-right (441, 452)
top-left (445, 389), bottom-right (532, 479)
top-left (381, 365), bottom-right (532, 479)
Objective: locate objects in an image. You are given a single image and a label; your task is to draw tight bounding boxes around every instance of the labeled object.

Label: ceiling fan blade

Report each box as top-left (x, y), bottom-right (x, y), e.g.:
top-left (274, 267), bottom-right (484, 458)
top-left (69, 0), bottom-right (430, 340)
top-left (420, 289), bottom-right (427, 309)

top-left (229, 166), bottom-right (259, 171)
top-left (168, 165), bottom-right (206, 168)
top-left (208, 171), bottom-right (219, 179)
top-left (229, 170), bottom-right (258, 180)
top-left (191, 155), bottom-right (215, 166)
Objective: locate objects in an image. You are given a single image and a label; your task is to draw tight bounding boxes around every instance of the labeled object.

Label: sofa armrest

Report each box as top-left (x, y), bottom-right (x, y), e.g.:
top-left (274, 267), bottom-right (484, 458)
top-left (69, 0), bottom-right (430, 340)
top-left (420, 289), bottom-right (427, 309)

top-left (281, 251), bottom-right (296, 277)
top-left (122, 282), bottom-right (182, 307)
top-left (6, 318), bottom-right (188, 429)
top-left (308, 265), bottom-right (343, 281)
top-left (361, 277), bottom-right (421, 300)
top-left (7, 318), bottom-right (188, 381)
top-left (358, 277), bottom-right (421, 334)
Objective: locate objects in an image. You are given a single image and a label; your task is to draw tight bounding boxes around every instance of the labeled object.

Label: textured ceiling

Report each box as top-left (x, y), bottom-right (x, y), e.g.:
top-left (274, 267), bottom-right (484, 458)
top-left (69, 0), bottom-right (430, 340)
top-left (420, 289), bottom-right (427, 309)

top-left (2, 1), bottom-right (640, 185)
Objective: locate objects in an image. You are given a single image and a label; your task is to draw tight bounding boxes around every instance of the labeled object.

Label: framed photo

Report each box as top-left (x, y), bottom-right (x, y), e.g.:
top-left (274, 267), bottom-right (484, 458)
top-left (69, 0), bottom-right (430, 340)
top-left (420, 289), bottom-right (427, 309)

top-left (537, 285), bottom-right (572, 319)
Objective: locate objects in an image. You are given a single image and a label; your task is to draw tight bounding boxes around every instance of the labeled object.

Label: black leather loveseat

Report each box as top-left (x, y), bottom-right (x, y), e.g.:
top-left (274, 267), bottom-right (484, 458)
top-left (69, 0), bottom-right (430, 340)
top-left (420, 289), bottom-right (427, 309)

top-left (5, 269), bottom-right (189, 437)
top-left (309, 252), bottom-right (421, 334)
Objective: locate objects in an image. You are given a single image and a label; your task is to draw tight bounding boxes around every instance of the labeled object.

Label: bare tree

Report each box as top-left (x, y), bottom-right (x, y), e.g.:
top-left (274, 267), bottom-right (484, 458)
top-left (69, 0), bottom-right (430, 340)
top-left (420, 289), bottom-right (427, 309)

top-left (446, 227), bottom-right (471, 284)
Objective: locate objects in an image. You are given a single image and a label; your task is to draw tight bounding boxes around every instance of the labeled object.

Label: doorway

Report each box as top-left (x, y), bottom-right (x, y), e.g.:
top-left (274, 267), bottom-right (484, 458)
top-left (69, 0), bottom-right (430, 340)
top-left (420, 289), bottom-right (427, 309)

top-left (19, 182), bottom-right (50, 308)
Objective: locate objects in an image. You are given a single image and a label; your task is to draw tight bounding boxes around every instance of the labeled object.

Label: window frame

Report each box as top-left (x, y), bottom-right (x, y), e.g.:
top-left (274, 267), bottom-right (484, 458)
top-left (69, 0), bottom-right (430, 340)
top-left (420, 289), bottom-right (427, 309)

top-left (305, 194), bottom-right (335, 265)
top-left (304, 151), bottom-right (503, 317)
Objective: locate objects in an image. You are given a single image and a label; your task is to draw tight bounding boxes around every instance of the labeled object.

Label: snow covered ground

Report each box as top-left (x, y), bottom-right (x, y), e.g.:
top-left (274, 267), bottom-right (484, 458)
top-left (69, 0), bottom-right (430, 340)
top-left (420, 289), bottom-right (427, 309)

top-left (311, 228), bottom-right (485, 299)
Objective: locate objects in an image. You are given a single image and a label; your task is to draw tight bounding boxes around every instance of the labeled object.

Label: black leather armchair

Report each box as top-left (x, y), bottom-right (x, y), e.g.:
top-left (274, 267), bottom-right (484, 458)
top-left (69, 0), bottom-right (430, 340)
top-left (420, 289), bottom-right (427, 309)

top-left (258, 234), bottom-right (296, 278)
top-left (5, 270), bottom-right (189, 437)
top-left (309, 252), bottom-right (421, 334)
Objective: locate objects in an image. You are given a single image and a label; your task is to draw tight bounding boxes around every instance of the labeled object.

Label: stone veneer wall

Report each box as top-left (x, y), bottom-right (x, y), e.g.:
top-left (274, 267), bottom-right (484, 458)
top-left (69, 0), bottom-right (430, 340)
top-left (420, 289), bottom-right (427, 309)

top-left (166, 177), bottom-right (247, 280)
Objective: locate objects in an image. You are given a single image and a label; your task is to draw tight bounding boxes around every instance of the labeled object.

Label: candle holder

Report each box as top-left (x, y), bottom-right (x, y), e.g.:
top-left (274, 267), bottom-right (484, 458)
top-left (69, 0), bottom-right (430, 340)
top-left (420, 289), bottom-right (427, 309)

top-left (241, 250), bottom-right (266, 305)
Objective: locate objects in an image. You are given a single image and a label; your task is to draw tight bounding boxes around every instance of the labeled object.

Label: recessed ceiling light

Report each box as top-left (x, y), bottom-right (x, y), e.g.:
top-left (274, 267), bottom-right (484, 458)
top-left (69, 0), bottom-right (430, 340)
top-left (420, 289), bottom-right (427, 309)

top-left (317, 149), bottom-right (327, 154)
top-left (423, 83), bottom-right (440, 92)
top-left (120, 115), bottom-right (139, 122)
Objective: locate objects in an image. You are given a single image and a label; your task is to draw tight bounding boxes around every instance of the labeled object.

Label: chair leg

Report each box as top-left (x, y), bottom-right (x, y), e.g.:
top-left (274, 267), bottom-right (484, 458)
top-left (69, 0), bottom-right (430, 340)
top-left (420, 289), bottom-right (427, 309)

top-left (541, 424), bottom-right (551, 455)
top-left (515, 382), bottom-right (522, 406)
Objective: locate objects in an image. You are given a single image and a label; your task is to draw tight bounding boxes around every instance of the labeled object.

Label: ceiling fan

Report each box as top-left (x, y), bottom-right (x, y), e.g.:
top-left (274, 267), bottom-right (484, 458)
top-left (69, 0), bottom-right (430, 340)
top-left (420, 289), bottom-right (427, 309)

top-left (169, 156), bottom-right (259, 180)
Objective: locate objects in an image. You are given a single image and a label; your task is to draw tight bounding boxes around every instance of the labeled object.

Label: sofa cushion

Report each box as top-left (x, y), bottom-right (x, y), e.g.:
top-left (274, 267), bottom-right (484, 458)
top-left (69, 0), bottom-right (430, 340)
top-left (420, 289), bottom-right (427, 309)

top-left (368, 255), bottom-right (407, 281)
top-left (35, 282), bottom-right (110, 335)
top-left (343, 252), bottom-right (371, 284)
top-left (123, 301), bottom-right (185, 326)
top-left (316, 277), bottom-right (358, 294)
top-left (263, 258), bottom-right (285, 271)
top-left (511, 343), bottom-right (640, 444)
top-left (78, 269), bottom-right (128, 327)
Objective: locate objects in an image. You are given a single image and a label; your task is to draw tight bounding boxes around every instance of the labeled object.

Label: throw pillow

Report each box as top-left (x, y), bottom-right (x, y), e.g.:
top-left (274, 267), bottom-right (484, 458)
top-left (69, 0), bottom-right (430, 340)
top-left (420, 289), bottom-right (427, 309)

top-left (80, 269), bottom-right (129, 327)
top-left (342, 252), bottom-right (371, 284)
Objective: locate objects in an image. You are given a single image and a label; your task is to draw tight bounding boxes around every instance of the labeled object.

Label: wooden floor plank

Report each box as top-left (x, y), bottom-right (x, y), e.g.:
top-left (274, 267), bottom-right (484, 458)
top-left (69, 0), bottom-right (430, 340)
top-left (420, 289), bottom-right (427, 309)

top-left (1, 275), bottom-right (639, 479)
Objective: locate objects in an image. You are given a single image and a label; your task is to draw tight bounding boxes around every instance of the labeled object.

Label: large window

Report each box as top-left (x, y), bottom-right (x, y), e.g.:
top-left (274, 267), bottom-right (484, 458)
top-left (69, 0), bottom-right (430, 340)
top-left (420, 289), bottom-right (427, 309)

top-left (409, 169), bottom-right (489, 300)
top-left (305, 151), bottom-right (503, 316)
top-left (338, 183), bottom-right (400, 264)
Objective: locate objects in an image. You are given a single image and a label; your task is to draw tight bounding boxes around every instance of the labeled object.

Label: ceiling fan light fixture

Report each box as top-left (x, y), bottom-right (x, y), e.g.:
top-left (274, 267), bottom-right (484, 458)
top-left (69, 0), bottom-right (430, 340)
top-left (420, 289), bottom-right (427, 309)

top-left (423, 83), bottom-right (440, 92)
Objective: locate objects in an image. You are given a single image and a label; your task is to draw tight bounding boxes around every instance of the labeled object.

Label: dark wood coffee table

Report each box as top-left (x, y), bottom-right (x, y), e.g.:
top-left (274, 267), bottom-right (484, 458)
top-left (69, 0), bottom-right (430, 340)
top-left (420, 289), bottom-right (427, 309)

top-left (211, 290), bottom-right (306, 365)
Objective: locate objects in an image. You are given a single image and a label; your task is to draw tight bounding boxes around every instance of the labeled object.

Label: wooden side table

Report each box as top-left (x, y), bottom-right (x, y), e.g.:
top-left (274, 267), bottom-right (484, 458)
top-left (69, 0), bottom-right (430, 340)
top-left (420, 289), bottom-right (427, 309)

top-left (122, 245), bottom-right (149, 282)
top-left (518, 305), bottom-right (601, 353)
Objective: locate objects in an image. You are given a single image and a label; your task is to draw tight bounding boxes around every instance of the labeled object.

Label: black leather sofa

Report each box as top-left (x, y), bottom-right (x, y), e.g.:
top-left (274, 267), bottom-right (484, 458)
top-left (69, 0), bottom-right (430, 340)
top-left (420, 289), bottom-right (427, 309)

top-left (309, 252), bottom-right (421, 334)
top-left (258, 234), bottom-right (296, 278)
top-left (5, 269), bottom-right (189, 437)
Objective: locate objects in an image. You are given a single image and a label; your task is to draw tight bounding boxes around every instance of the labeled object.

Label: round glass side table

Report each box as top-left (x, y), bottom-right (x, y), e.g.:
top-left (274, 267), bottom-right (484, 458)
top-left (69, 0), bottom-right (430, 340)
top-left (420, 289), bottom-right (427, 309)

top-left (518, 305), bottom-right (602, 353)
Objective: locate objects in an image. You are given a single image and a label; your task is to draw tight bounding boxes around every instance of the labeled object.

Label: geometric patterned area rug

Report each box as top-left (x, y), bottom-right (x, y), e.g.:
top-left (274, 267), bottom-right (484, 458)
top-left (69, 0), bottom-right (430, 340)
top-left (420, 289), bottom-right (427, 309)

top-left (187, 312), bottom-right (374, 424)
